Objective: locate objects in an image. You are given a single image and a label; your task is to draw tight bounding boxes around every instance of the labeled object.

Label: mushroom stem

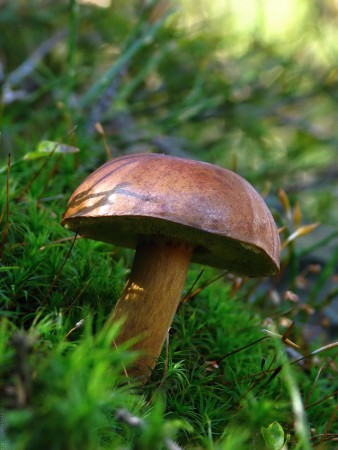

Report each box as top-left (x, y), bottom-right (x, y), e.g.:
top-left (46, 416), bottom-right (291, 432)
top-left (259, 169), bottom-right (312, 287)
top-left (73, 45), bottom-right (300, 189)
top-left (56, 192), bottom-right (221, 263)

top-left (110, 238), bottom-right (193, 380)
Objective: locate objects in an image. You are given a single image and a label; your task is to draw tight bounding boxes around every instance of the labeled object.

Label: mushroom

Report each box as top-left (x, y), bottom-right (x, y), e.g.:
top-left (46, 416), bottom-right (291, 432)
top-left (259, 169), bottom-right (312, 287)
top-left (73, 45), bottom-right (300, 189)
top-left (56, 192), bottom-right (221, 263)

top-left (61, 153), bottom-right (280, 380)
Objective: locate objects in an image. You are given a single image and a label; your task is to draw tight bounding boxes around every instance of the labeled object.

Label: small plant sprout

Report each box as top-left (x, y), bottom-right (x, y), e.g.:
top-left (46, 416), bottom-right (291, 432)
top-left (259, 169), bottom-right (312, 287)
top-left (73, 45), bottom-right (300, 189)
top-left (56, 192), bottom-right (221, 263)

top-left (261, 421), bottom-right (289, 450)
top-left (61, 153), bottom-right (280, 381)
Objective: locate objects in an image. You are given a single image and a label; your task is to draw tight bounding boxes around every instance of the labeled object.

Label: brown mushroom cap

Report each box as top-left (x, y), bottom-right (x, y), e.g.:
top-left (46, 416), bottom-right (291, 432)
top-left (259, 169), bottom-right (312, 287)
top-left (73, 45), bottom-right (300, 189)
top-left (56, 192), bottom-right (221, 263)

top-left (61, 153), bottom-right (280, 276)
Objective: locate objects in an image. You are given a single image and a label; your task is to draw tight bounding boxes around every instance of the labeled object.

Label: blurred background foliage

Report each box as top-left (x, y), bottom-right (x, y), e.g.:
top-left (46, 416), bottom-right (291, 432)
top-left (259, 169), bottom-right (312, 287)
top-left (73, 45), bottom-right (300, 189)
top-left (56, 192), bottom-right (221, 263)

top-left (1, 0), bottom-right (338, 223)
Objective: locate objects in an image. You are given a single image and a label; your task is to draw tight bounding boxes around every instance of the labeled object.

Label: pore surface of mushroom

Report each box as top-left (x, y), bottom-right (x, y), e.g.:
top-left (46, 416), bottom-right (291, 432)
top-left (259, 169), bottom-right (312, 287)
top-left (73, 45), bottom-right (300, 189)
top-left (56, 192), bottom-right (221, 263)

top-left (62, 153), bottom-right (280, 379)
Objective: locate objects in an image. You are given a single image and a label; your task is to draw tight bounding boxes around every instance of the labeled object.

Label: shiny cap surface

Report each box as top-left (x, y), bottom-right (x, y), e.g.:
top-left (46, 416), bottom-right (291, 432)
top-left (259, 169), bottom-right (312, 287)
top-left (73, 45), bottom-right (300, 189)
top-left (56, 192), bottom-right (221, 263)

top-left (62, 153), bottom-right (280, 276)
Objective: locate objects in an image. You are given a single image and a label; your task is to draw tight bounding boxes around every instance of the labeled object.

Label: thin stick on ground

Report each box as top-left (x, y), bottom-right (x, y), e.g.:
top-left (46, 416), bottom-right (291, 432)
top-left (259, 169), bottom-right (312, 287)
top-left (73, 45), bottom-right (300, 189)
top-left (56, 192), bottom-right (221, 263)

top-left (0, 154), bottom-right (11, 259)
top-left (41, 231), bottom-right (78, 305)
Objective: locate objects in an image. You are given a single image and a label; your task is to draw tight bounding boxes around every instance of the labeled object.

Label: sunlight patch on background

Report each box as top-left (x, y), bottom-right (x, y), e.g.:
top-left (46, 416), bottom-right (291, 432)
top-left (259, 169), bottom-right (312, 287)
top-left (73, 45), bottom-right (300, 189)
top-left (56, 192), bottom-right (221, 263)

top-left (226, 0), bottom-right (308, 40)
top-left (78, 0), bottom-right (111, 7)
top-left (179, 0), bottom-right (308, 43)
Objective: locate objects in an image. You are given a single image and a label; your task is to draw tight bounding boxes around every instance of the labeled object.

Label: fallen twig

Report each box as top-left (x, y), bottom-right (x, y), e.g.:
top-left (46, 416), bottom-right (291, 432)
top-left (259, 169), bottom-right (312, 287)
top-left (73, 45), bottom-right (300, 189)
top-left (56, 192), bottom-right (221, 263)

top-left (115, 408), bottom-right (183, 450)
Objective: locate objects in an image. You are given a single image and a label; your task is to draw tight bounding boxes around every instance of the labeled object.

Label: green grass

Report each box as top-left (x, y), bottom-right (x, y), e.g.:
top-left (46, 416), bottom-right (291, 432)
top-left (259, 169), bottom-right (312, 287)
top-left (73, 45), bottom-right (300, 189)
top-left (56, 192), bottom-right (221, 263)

top-left (1, 1), bottom-right (337, 448)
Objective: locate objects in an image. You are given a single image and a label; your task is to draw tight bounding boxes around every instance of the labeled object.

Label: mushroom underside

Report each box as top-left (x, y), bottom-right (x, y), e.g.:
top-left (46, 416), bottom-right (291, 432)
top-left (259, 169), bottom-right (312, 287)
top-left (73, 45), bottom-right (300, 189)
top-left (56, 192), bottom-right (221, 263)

top-left (62, 214), bottom-right (279, 277)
